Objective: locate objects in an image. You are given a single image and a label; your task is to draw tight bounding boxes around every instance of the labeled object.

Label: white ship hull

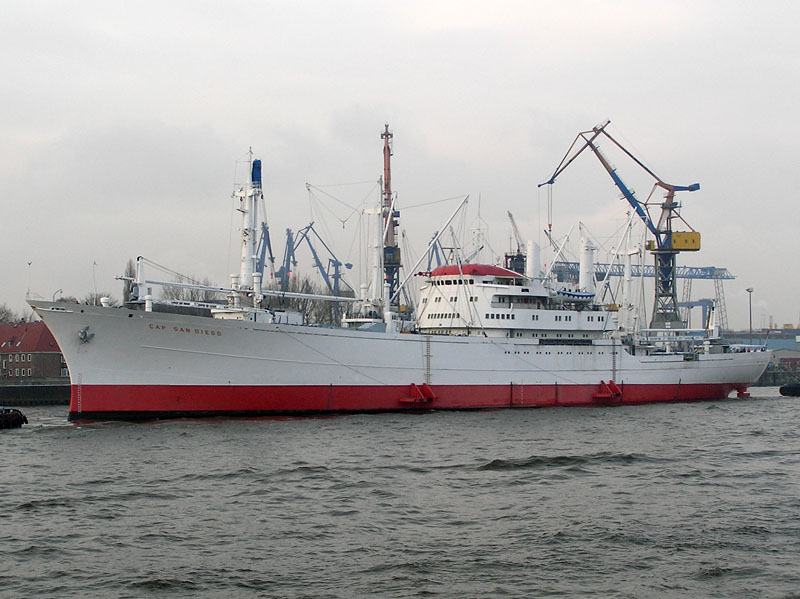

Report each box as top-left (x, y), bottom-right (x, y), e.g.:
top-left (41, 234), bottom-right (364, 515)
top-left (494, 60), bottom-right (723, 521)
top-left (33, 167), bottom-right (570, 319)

top-left (31, 301), bottom-right (771, 420)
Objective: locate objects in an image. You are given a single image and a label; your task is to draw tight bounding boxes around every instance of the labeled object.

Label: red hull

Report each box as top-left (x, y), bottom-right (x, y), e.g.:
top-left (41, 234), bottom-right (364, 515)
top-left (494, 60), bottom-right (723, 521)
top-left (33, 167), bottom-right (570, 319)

top-left (68, 381), bottom-right (745, 421)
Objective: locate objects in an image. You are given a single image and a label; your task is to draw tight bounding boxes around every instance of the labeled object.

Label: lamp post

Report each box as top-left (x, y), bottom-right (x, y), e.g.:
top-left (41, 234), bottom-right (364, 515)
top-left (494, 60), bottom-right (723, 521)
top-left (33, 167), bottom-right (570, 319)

top-left (746, 287), bottom-right (754, 346)
top-left (53, 289), bottom-right (62, 302)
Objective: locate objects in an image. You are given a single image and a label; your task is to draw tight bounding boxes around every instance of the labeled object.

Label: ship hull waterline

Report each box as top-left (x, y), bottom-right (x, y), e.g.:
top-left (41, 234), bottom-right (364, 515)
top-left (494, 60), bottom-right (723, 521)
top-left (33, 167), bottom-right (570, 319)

top-left (68, 381), bottom-right (746, 421)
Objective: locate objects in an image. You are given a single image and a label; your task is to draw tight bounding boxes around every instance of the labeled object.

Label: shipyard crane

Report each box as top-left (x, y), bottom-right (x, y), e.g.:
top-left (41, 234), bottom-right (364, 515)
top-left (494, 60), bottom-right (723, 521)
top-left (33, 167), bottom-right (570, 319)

top-left (505, 211), bottom-right (526, 274)
top-left (539, 121), bottom-right (701, 329)
top-left (255, 222), bottom-right (276, 281)
top-left (293, 222), bottom-right (353, 296)
top-left (275, 228), bottom-right (296, 292)
top-left (507, 211), bottom-right (524, 253)
top-left (426, 231), bottom-right (445, 270)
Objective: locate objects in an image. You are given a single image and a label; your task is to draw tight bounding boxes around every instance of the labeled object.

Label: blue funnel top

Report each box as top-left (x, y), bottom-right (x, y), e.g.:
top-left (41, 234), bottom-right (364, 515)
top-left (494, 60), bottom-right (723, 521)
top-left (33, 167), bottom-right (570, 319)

top-left (251, 159), bottom-right (262, 186)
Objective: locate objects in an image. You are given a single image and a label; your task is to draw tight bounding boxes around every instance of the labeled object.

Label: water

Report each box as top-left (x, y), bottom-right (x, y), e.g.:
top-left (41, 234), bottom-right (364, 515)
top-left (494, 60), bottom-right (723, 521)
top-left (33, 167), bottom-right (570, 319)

top-left (2, 388), bottom-right (800, 598)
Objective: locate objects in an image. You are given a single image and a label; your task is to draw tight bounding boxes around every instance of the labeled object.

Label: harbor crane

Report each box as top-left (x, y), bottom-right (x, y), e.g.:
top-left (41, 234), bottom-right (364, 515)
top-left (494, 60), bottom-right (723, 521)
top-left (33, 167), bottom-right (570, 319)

top-left (539, 121), bottom-right (701, 329)
top-left (274, 224), bottom-right (352, 296)
top-left (275, 229), bottom-right (296, 292)
top-left (505, 211), bottom-right (526, 273)
top-left (507, 211), bottom-right (524, 253)
top-left (293, 222), bottom-right (353, 297)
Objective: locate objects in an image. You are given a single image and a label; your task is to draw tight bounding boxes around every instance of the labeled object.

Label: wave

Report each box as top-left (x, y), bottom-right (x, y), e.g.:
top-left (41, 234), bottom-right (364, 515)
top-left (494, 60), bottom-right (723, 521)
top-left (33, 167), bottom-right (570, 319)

top-left (478, 452), bottom-right (660, 471)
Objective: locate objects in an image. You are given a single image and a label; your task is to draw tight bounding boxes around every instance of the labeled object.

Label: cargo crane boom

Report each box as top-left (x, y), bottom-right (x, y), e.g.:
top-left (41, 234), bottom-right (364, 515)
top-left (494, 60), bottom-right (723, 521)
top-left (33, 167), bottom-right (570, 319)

top-left (539, 121), bottom-right (701, 329)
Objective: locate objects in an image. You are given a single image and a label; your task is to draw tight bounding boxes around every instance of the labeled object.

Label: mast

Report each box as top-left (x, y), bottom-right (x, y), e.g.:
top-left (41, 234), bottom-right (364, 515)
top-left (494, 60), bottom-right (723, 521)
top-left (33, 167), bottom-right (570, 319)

top-left (381, 124), bottom-right (401, 309)
top-left (237, 149), bottom-right (260, 291)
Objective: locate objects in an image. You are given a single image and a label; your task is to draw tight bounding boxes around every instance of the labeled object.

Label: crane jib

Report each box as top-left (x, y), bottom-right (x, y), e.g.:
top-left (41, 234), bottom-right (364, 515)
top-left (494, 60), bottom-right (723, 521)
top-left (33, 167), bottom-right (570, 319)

top-left (608, 171), bottom-right (660, 239)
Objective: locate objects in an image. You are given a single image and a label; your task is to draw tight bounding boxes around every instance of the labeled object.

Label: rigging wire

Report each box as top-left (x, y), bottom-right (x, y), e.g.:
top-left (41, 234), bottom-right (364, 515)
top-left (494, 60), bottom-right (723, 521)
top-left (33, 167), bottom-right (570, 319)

top-left (402, 194), bottom-right (472, 211)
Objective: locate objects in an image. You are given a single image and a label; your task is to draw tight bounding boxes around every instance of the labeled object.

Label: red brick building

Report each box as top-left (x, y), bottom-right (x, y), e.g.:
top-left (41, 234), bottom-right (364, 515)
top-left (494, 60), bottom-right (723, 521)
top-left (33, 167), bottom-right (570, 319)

top-left (0, 321), bottom-right (69, 381)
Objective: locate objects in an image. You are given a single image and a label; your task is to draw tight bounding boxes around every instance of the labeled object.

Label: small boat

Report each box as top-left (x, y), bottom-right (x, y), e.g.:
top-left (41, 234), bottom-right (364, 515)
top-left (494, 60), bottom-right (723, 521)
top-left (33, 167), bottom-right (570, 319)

top-left (0, 408), bottom-right (28, 429)
top-left (779, 383), bottom-right (800, 397)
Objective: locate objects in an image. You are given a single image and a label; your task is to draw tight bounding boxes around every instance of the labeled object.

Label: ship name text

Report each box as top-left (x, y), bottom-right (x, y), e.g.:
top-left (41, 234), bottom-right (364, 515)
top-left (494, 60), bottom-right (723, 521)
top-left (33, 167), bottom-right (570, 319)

top-left (148, 323), bottom-right (222, 336)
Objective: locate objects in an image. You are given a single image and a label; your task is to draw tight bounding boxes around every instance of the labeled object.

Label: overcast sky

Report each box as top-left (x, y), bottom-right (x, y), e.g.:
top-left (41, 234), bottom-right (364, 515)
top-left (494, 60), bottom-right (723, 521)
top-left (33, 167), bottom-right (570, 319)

top-left (2, 1), bottom-right (798, 330)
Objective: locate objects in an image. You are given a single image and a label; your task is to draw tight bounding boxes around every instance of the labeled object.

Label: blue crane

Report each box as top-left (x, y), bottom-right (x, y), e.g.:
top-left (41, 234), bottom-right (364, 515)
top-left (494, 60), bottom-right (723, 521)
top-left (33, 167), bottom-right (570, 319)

top-left (539, 121), bottom-right (701, 329)
top-left (293, 223), bottom-right (353, 296)
top-left (274, 228), bottom-right (296, 292)
top-left (426, 231), bottom-right (444, 270)
top-left (550, 262), bottom-right (733, 281)
top-left (255, 222), bottom-right (275, 280)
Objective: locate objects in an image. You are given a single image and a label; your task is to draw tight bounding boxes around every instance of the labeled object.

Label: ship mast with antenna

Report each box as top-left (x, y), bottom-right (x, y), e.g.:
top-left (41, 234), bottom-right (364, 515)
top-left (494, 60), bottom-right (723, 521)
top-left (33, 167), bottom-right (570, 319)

top-left (233, 148), bottom-right (263, 306)
top-left (381, 124), bottom-right (401, 309)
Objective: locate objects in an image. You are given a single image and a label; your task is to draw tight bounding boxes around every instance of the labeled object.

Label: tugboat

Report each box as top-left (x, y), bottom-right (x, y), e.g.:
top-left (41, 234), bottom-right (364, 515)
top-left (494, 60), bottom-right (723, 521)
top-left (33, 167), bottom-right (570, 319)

top-left (0, 407), bottom-right (28, 429)
top-left (779, 383), bottom-right (800, 397)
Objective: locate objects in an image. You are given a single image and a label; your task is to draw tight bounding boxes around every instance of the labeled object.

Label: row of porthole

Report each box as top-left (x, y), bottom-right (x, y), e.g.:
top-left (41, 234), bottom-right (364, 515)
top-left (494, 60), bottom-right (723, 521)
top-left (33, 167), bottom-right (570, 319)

top-left (503, 351), bottom-right (616, 355)
top-left (432, 279), bottom-right (475, 286)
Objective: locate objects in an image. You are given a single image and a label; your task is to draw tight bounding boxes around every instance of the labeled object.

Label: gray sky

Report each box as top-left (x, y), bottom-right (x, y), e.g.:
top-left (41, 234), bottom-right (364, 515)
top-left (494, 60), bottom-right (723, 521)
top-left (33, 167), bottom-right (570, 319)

top-left (2, 1), bottom-right (797, 330)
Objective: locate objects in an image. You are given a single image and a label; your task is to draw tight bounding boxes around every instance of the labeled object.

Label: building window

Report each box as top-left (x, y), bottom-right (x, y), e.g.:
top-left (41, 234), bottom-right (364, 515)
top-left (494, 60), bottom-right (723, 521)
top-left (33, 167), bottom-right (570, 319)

top-left (15, 368), bottom-right (19, 376)
top-left (27, 368), bottom-right (31, 376)
top-left (27, 353), bottom-right (31, 361)
top-left (61, 368), bottom-right (69, 377)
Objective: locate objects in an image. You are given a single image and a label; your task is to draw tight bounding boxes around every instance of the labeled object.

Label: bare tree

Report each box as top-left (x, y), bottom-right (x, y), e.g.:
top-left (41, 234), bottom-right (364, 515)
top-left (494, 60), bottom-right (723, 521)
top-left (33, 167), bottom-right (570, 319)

top-left (161, 275), bottom-right (221, 303)
top-left (82, 292), bottom-right (120, 306)
top-left (264, 275), bottom-right (353, 326)
top-left (0, 303), bottom-right (36, 323)
top-left (122, 259), bottom-right (136, 304)
top-left (0, 303), bottom-right (20, 324)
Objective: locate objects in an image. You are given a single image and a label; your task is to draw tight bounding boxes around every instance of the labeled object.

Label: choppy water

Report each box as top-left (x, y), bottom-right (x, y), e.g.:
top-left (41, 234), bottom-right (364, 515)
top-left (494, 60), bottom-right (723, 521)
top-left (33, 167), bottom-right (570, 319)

top-left (2, 388), bottom-right (800, 598)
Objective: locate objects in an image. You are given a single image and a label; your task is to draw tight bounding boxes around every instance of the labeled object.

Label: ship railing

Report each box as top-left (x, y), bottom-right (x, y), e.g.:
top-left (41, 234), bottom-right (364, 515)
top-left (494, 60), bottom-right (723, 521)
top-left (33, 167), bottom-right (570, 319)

top-left (160, 299), bottom-right (226, 310)
top-left (728, 344), bottom-right (769, 353)
top-left (638, 328), bottom-right (718, 343)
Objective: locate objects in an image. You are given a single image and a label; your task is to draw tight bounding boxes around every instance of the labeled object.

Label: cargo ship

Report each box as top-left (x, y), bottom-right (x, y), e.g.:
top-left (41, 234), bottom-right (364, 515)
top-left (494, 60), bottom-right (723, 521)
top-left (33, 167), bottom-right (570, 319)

top-left (30, 123), bottom-right (771, 421)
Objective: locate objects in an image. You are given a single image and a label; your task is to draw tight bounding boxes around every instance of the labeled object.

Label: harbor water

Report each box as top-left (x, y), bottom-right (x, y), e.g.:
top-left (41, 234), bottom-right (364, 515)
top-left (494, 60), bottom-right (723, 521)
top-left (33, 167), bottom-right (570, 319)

top-left (2, 388), bottom-right (799, 598)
